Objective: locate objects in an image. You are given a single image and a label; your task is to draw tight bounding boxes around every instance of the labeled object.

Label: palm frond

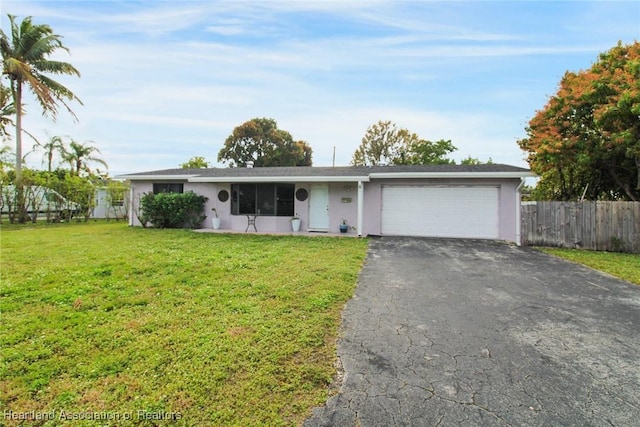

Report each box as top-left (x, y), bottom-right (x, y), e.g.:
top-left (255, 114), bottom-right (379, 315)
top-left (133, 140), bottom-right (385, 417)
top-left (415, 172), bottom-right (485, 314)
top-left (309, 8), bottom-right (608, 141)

top-left (24, 33), bottom-right (67, 62)
top-left (37, 73), bottom-right (83, 110)
top-left (32, 59), bottom-right (80, 77)
top-left (1, 14), bottom-right (81, 119)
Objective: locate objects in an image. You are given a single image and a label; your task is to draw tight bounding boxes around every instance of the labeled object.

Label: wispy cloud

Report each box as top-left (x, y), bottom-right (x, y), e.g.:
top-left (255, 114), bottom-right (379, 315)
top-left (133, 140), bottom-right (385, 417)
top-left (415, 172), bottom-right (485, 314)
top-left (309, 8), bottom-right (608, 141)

top-left (3, 0), bottom-right (639, 175)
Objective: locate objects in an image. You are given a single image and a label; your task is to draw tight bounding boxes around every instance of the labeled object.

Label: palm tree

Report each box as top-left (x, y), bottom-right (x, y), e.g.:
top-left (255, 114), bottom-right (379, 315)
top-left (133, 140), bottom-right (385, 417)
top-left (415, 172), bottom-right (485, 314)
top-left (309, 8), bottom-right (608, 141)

top-left (39, 134), bottom-right (67, 172)
top-left (63, 140), bottom-right (108, 176)
top-left (0, 82), bottom-right (15, 141)
top-left (1, 14), bottom-right (82, 221)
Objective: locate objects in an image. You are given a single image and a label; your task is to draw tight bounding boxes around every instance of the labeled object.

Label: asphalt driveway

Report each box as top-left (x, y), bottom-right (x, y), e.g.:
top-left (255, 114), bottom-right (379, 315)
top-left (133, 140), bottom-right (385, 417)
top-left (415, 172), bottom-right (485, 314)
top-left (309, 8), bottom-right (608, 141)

top-left (304, 237), bottom-right (640, 426)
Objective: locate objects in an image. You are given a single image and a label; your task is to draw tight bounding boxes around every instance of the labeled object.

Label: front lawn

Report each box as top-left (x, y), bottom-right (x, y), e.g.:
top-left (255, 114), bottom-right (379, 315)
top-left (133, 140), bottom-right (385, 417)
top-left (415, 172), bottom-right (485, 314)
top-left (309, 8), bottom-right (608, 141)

top-left (538, 247), bottom-right (640, 285)
top-left (0, 222), bottom-right (369, 426)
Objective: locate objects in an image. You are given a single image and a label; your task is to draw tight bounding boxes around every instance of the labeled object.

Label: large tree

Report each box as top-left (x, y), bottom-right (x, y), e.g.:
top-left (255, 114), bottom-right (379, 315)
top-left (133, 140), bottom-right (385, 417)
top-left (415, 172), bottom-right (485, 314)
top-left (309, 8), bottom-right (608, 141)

top-left (352, 120), bottom-right (456, 166)
top-left (217, 118), bottom-right (313, 167)
top-left (352, 120), bottom-right (401, 166)
top-left (399, 138), bottom-right (456, 165)
top-left (180, 156), bottom-right (209, 169)
top-left (518, 41), bottom-right (640, 201)
top-left (1, 14), bottom-right (82, 221)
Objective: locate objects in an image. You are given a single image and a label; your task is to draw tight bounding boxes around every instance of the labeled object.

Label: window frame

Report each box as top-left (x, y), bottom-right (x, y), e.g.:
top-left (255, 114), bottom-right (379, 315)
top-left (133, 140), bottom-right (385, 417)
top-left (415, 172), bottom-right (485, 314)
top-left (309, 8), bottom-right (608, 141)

top-left (231, 183), bottom-right (295, 217)
top-left (152, 183), bottom-right (184, 194)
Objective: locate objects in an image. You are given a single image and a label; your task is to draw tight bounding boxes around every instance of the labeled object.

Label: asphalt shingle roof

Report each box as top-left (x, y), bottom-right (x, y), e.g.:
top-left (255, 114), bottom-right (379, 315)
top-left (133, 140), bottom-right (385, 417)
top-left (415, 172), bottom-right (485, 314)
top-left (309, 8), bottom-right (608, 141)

top-left (123, 164), bottom-right (531, 178)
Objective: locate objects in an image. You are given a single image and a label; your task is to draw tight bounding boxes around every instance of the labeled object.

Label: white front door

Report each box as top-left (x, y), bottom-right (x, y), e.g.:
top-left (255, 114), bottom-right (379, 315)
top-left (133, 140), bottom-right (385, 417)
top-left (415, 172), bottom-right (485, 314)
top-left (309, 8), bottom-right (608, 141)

top-left (309, 184), bottom-right (329, 231)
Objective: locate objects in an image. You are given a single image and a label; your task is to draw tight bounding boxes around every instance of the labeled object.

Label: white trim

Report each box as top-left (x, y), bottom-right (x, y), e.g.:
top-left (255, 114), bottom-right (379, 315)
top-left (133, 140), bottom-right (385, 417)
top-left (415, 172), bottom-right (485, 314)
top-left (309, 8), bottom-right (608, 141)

top-left (188, 175), bottom-right (371, 183)
top-left (370, 171), bottom-right (536, 179)
top-left (357, 180), bottom-right (364, 237)
top-left (515, 178), bottom-right (525, 246)
top-left (128, 187), bottom-right (134, 226)
top-left (117, 174), bottom-right (199, 181)
top-left (119, 172), bottom-right (534, 182)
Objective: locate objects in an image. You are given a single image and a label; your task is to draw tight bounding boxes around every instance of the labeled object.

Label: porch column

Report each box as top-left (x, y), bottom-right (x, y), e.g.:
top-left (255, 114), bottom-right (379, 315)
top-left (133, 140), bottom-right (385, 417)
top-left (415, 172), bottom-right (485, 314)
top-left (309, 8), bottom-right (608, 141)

top-left (128, 187), bottom-right (134, 226)
top-left (515, 178), bottom-right (525, 245)
top-left (357, 180), bottom-right (364, 237)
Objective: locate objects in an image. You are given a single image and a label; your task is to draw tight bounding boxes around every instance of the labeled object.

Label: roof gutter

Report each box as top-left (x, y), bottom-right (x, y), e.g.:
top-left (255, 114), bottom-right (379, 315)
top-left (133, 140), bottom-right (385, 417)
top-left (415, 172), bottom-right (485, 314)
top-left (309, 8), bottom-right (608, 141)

top-left (118, 172), bottom-right (535, 182)
top-left (116, 174), bottom-right (199, 181)
top-left (188, 175), bottom-right (371, 183)
top-left (369, 171), bottom-right (537, 179)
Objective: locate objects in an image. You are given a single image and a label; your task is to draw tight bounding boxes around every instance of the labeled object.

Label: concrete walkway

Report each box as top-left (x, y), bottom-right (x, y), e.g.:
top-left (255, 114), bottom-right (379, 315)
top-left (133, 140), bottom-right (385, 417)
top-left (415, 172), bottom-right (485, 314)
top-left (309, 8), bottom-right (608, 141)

top-left (194, 228), bottom-right (359, 238)
top-left (304, 237), bottom-right (640, 426)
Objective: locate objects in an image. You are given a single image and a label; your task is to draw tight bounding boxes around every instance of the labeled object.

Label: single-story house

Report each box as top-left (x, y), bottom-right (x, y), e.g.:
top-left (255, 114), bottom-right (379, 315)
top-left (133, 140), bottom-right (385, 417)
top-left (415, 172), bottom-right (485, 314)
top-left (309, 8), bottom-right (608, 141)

top-left (119, 164), bottom-right (535, 243)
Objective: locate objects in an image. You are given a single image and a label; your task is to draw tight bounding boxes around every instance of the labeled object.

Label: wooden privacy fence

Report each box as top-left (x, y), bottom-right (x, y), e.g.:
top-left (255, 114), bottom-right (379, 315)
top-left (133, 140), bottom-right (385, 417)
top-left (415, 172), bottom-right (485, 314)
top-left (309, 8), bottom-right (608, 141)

top-left (521, 201), bottom-right (640, 253)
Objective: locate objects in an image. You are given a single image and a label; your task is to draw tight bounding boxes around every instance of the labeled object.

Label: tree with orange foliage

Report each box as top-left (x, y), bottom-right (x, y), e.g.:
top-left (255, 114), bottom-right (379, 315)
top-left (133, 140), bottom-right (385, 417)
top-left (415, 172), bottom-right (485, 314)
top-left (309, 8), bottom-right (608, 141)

top-left (518, 41), bottom-right (639, 201)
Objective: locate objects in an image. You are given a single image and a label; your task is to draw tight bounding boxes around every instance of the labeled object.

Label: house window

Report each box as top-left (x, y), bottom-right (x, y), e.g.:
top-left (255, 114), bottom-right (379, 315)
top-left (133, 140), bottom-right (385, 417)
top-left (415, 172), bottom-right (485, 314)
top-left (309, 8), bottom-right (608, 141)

top-left (231, 184), bottom-right (294, 216)
top-left (153, 183), bottom-right (184, 194)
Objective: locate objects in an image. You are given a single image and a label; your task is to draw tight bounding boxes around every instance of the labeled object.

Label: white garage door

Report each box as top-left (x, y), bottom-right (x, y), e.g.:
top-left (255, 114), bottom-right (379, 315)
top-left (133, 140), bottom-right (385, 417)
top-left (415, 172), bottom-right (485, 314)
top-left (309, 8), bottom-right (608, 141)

top-left (381, 186), bottom-right (499, 239)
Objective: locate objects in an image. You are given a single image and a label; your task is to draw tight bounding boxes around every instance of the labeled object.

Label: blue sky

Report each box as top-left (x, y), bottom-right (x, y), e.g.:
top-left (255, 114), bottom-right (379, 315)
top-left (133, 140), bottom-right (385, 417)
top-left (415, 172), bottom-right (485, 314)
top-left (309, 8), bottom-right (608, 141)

top-left (2, 1), bottom-right (639, 175)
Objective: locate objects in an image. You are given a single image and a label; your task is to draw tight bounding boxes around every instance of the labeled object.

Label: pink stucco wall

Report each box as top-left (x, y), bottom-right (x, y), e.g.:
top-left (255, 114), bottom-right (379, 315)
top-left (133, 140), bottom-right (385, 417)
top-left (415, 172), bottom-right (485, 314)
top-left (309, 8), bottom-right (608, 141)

top-left (129, 178), bottom-right (522, 242)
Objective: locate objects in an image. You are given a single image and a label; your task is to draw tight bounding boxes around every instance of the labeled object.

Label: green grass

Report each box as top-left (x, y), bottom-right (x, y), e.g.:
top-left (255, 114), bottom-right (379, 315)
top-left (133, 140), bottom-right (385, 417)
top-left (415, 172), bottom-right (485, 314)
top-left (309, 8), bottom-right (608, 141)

top-left (0, 222), bottom-right (369, 426)
top-left (538, 247), bottom-right (640, 285)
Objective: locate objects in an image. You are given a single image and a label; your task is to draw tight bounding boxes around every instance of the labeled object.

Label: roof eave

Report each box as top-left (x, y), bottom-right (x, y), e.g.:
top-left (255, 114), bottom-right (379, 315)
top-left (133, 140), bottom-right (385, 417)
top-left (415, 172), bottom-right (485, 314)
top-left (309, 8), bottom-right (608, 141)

top-left (115, 174), bottom-right (200, 181)
top-left (369, 171), bottom-right (536, 179)
top-left (188, 175), bottom-right (371, 183)
top-left (118, 171), bottom-right (535, 182)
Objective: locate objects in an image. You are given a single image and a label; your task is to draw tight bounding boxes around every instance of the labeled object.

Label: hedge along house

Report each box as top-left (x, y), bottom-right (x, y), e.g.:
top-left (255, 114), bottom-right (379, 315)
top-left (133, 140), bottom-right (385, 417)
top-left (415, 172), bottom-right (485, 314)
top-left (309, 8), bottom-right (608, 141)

top-left (119, 164), bottom-right (535, 243)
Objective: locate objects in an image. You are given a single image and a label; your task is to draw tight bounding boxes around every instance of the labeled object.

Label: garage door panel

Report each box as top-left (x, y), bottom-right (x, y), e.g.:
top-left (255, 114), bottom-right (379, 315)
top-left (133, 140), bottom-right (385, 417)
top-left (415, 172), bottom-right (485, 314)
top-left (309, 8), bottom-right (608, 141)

top-left (381, 186), bottom-right (499, 239)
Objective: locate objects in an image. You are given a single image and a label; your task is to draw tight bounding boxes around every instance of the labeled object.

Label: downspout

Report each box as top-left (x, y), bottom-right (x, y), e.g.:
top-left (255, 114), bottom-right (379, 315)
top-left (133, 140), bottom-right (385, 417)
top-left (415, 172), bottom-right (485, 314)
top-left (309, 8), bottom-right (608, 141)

top-left (515, 178), bottom-right (525, 246)
top-left (357, 180), bottom-right (364, 237)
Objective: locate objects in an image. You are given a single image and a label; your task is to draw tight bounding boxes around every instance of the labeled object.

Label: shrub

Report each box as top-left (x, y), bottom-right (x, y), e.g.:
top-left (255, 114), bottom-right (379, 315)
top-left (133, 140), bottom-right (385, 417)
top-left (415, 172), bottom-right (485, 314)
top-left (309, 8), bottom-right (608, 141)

top-left (139, 191), bottom-right (208, 228)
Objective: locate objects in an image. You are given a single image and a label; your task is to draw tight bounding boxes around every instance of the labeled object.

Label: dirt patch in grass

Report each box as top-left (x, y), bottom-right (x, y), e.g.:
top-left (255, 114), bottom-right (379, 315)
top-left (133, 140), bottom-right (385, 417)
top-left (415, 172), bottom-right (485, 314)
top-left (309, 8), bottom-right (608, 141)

top-left (0, 222), bottom-right (369, 426)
